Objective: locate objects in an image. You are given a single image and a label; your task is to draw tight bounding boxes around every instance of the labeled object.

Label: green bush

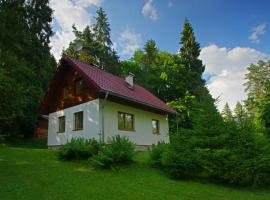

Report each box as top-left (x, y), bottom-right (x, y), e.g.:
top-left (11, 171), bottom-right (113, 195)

top-left (58, 138), bottom-right (103, 160)
top-left (208, 135), bottom-right (270, 186)
top-left (91, 135), bottom-right (135, 168)
top-left (160, 131), bottom-right (203, 179)
top-left (149, 142), bottom-right (168, 168)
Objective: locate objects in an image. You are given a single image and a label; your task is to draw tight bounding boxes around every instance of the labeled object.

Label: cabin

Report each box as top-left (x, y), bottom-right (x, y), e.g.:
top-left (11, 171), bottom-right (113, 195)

top-left (38, 56), bottom-right (176, 149)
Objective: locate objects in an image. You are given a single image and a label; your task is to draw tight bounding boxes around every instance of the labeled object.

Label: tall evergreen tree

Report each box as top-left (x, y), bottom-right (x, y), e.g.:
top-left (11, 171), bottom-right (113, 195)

top-left (93, 7), bottom-right (119, 74)
top-left (64, 7), bottom-right (119, 74)
top-left (222, 103), bottom-right (234, 123)
top-left (143, 39), bottom-right (158, 70)
top-left (93, 7), bottom-right (112, 49)
top-left (0, 0), bottom-right (55, 138)
top-left (179, 19), bottom-right (205, 78)
top-left (245, 60), bottom-right (270, 137)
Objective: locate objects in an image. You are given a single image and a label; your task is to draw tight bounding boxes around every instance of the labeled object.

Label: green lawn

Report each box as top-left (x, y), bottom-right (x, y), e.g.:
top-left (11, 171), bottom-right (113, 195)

top-left (1, 146), bottom-right (270, 200)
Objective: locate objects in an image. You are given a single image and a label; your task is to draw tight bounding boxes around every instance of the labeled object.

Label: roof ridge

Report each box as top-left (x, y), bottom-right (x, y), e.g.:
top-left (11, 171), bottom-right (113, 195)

top-left (65, 56), bottom-right (145, 88)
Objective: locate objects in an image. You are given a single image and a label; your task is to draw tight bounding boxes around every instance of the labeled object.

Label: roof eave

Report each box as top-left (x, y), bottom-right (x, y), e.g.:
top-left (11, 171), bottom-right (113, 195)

top-left (100, 89), bottom-right (177, 115)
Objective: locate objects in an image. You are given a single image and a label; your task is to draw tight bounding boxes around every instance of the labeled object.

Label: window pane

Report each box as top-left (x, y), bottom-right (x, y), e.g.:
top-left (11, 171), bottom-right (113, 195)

top-left (74, 112), bottom-right (83, 130)
top-left (125, 114), bottom-right (133, 130)
top-left (63, 87), bottom-right (69, 99)
top-left (118, 113), bottom-right (125, 129)
top-left (152, 120), bottom-right (159, 134)
top-left (58, 116), bottom-right (65, 133)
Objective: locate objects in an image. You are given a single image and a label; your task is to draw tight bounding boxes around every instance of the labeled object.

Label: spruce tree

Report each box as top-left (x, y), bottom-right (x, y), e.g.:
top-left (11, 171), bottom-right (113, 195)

top-left (64, 7), bottom-right (119, 74)
top-left (143, 39), bottom-right (158, 70)
top-left (93, 7), bottom-right (112, 48)
top-left (93, 7), bottom-right (119, 74)
top-left (222, 103), bottom-right (234, 123)
top-left (179, 19), bottom-right (205, 77)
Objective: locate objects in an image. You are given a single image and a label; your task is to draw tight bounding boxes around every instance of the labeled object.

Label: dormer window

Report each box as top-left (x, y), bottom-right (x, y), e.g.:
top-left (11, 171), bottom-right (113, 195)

top-left (75, 79), bottom-right (83, 96)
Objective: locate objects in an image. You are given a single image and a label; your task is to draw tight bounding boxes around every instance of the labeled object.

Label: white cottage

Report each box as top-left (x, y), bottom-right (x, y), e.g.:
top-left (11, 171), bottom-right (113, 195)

top-left (38, 56), bottom-right (176, 149)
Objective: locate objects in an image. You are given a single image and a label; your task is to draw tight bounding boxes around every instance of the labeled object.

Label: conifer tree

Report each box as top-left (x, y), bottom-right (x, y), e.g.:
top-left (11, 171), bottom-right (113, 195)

top-left (222, 103), bottom-right (234, 123)
top-left (143, 39), bottom-right (158, 70)
top-left (93, 7), bottom-right (119, 74)
top-left (64, 7), bottom-right (119, 74)
top-left (179, 19), bottom-right (205, 77)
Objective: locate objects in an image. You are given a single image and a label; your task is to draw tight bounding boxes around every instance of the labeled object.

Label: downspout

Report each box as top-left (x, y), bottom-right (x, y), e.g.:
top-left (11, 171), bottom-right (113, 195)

top-left (101, 91), bottom-right (109, 142)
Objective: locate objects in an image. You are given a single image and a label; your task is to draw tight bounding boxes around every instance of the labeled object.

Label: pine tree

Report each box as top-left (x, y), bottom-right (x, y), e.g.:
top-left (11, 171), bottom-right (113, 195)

top-left (234, 102), bottom-right (253, 131)
top-left (143, 39), bottom-right (158, 70)
top-left (179, 19), bottom-right (205, 77)
top-left (222, 103), bottom-right (234, 123)
top-left (93, 7), bottom-right (112, 48)
top-left (64, 7), bottom-right (119, 74)
top-left (93, 7), bottom-right (119, 74)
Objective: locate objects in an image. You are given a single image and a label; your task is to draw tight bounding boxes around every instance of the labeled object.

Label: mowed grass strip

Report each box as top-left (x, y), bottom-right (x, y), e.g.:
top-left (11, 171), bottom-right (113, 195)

top-left (0, 147), bottom-right (269, 200)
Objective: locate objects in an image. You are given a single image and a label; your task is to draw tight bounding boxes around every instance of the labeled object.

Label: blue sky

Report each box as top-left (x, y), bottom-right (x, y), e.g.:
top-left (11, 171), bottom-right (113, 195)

top-left (50, 0), bottom-right (270, 110)
top-left (102, 0), bottom-right (270, 58)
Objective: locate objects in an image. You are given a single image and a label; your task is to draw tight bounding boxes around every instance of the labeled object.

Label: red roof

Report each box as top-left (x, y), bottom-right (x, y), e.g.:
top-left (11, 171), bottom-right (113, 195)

top-left (63, 56), bottom-right (176, 114)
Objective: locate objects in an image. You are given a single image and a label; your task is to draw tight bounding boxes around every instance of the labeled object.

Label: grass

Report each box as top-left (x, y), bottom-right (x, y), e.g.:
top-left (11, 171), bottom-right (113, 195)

top-left (1, 145), bottom-right (270, 200)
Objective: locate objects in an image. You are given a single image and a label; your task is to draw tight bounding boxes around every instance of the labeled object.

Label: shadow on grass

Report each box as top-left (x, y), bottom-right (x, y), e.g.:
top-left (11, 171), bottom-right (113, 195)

top-left (6, 138), bottom-right (47, 149)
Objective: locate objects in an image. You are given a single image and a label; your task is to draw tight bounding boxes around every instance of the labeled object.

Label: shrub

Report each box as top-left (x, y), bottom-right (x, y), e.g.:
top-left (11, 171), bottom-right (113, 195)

top-left (91, 135), bottom-right (135, 168)
top-left (161, 131), bottom-right (203, 179)
top-left (149, 142), bottom-right (168, 168)
top-left (58, 138), bottom-right (103, 160)
top-left (210, 135), bottom-right (270, 187)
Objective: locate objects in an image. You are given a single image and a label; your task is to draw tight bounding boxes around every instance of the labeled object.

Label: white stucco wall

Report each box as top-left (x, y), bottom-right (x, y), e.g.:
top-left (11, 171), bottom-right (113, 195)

top-left (102, 100), bottom-right (169, 146)
top-left (48, 99), bottom-right (100, 146)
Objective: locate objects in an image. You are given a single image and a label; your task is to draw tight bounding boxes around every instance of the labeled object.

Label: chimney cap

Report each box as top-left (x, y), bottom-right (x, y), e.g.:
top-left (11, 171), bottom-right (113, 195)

top-left (128, 72), bottom-right (134, 77)
top-left (125, 72), bottom-right (134, 89)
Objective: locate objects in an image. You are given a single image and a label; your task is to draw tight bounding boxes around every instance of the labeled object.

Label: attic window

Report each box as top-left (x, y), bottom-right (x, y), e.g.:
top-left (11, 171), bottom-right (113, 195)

top-left (75, 79), bottom-right (83, 96)
top-left (63, 86), bottom-right (69, 99)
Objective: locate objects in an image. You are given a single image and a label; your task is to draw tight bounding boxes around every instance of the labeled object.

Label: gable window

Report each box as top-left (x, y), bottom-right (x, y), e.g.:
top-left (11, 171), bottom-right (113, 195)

top-left (74, 111), bottom-right (83, 131)
top-left (75, 79), bottom-right (84, 96)
top-left (63, 86), bottom-right (69, 99)
top-left (118, 112), bottom-right (134, 131)
top-left (58, 116), bottom-right (65, 133)
top-left (152, 119), bottom-right (160, 134)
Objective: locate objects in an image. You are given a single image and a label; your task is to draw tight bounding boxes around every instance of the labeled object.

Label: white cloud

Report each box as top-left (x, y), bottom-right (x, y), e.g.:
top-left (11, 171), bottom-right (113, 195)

top-left (73, 0), bottom-right (103, 7)
top-left (142, 0), bottom-right (158, 21)
top-left (200, 44), bottom-right (270, 110)
top-left (168, 1), bottom-right (173, 8)
top-left (50, 0), bottom-right (103, 60)
top-left (116, 28), bottom-right (142, 57)
top-left (249, 23), bottom-right (267, 44)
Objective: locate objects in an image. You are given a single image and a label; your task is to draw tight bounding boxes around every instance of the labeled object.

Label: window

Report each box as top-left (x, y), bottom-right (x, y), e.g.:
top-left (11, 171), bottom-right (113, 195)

top-left (75, 79), bottom-right (83, 96)
top-left (152, 119), bottom-right (160, 134)
top-left (58, 116), bottom-right (65, 133)
top-left (74, 111), bottom-right (83, 131)
top-left (118, 112), bottom-right (134, 131)
top-left (63, 86), bottom-right (69, 99)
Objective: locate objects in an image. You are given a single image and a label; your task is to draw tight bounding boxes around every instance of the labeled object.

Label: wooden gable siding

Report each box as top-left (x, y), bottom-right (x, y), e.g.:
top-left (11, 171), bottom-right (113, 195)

top-left (40, 62), bottom-right (99, 114)
top-left (35, 118), bottom-right (48, 139)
